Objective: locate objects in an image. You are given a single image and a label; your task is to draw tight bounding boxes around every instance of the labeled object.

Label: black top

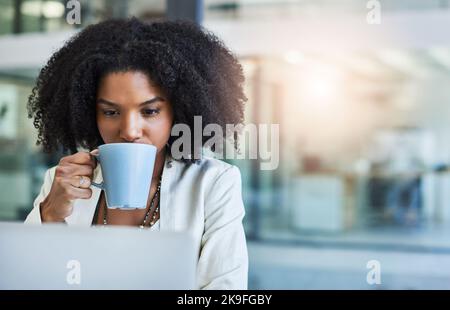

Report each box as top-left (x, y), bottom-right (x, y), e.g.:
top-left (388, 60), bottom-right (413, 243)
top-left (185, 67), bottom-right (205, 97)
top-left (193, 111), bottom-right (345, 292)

top-left (91, 191), bottom-right (103, 226)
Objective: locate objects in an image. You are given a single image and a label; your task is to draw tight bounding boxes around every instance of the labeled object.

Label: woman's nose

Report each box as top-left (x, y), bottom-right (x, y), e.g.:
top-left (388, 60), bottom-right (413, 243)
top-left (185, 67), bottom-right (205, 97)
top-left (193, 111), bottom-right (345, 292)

top-left (119, 113), bottom-right (143, 142)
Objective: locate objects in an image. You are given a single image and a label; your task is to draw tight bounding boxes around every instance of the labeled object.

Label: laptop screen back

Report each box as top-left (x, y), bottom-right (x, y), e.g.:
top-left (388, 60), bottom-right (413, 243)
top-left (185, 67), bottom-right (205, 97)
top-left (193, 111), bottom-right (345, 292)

top-left (0, 222), bottom-right (197, 289)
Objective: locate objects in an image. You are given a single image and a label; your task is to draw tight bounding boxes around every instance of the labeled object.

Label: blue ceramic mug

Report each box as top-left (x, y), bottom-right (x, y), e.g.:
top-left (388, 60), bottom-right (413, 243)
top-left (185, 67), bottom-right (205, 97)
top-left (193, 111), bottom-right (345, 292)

top-left (91, 143), bottom-right (157, 210)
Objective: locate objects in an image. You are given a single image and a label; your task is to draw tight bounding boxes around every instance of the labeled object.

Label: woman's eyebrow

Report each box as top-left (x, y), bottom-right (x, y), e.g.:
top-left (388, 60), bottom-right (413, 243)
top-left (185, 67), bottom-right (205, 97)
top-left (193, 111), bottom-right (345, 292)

top-left (97, 97), bottom-right (165, 107)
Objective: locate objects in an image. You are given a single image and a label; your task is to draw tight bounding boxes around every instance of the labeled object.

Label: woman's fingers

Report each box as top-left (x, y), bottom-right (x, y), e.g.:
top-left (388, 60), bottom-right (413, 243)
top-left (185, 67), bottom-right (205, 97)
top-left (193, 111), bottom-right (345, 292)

top-left (89, 149), bottom-right (99, 167)
top-left (55, 163), bottom-right (94, 178)
top-left (68, 175), bottom-right (92, 189)
top-left (60, 151), bottom-right (97, 168)
top-left (66, 186), bottom-right (93, 200)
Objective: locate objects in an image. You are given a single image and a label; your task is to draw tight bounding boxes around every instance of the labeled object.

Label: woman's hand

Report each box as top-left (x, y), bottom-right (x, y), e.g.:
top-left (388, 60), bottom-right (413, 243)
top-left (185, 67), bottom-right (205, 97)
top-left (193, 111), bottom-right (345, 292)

top-left (40, 151), bottom-right (98, 222)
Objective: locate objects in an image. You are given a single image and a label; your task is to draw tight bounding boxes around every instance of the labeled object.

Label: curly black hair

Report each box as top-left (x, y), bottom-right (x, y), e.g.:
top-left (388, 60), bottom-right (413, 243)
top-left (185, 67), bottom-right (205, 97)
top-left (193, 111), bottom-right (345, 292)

top-left (27, 17), bottom-right (246, 162)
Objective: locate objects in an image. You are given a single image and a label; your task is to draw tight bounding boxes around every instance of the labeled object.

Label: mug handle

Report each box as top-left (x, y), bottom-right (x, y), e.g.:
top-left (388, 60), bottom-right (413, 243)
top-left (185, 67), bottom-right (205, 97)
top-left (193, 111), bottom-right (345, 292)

top-left (90, 151), bottom-right (104, 190)
top-left (91, 181), bottom-right (104, 190)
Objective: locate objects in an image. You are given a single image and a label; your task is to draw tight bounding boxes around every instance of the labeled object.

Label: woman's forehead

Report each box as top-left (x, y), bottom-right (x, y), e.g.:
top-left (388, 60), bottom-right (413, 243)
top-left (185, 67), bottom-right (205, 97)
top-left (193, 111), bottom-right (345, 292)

top-left (97, 71), bottom-right (164, 101)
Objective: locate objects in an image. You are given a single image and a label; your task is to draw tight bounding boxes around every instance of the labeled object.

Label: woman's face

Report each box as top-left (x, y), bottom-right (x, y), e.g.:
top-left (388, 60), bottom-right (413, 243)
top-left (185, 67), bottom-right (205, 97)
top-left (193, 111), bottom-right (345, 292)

top-left (96, 71), bottom-right (174, 154)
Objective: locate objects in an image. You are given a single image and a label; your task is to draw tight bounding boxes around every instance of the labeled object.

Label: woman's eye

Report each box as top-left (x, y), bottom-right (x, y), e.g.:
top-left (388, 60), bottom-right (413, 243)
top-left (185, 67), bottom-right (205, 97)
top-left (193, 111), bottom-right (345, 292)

top-left (103, 110), bottom-right (118, 116)
top-left (100, 109), bottom-right (158, 117)
top-left (143, 109), bottom-right (159, 116)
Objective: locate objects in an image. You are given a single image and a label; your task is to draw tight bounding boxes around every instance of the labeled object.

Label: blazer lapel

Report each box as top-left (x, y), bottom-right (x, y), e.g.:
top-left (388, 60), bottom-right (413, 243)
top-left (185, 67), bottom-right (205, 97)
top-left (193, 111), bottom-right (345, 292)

top-left (160, 153), bottom-right (176, 231)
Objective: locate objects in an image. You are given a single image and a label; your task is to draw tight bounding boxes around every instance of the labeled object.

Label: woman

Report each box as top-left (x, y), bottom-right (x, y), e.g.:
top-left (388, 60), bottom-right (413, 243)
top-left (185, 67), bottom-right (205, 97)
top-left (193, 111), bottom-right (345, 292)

top-left (25, 17), bottom-right (248, 289)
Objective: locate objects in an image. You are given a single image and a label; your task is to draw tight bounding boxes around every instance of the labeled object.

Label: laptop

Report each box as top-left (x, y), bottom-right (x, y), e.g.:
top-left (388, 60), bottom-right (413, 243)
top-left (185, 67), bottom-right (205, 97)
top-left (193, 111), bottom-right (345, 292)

top-left (0, 222), bottom-right (197, 289)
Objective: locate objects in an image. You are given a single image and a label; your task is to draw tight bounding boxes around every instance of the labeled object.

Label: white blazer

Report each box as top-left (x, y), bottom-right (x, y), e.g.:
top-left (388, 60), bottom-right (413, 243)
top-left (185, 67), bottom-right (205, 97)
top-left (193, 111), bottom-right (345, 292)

top-left (24, 154), bottom-right (248, 290)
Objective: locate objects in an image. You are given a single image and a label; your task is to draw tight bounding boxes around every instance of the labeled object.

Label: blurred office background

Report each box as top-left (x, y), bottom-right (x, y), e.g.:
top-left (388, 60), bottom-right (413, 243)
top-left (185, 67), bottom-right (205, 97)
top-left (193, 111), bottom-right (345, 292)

top-left (1, 0), bottom-right (450, 289)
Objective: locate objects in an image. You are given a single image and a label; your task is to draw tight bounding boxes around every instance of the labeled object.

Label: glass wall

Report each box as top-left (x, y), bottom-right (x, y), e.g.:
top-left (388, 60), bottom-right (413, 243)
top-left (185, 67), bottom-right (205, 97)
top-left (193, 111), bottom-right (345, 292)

top-left (234, 51), bottom-right (450, 239)
top-left (0, 0), bottom-right (165, 35)
top-left (205, 0), bottom-right (450, 21)
top-left (204, 0), bottom-right (450, 289)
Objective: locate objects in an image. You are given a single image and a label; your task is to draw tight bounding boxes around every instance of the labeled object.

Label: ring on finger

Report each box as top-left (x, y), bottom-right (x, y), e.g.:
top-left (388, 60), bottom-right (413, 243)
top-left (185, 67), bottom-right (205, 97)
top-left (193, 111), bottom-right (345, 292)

top-left (79, 176), bottom-right (85, 187)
